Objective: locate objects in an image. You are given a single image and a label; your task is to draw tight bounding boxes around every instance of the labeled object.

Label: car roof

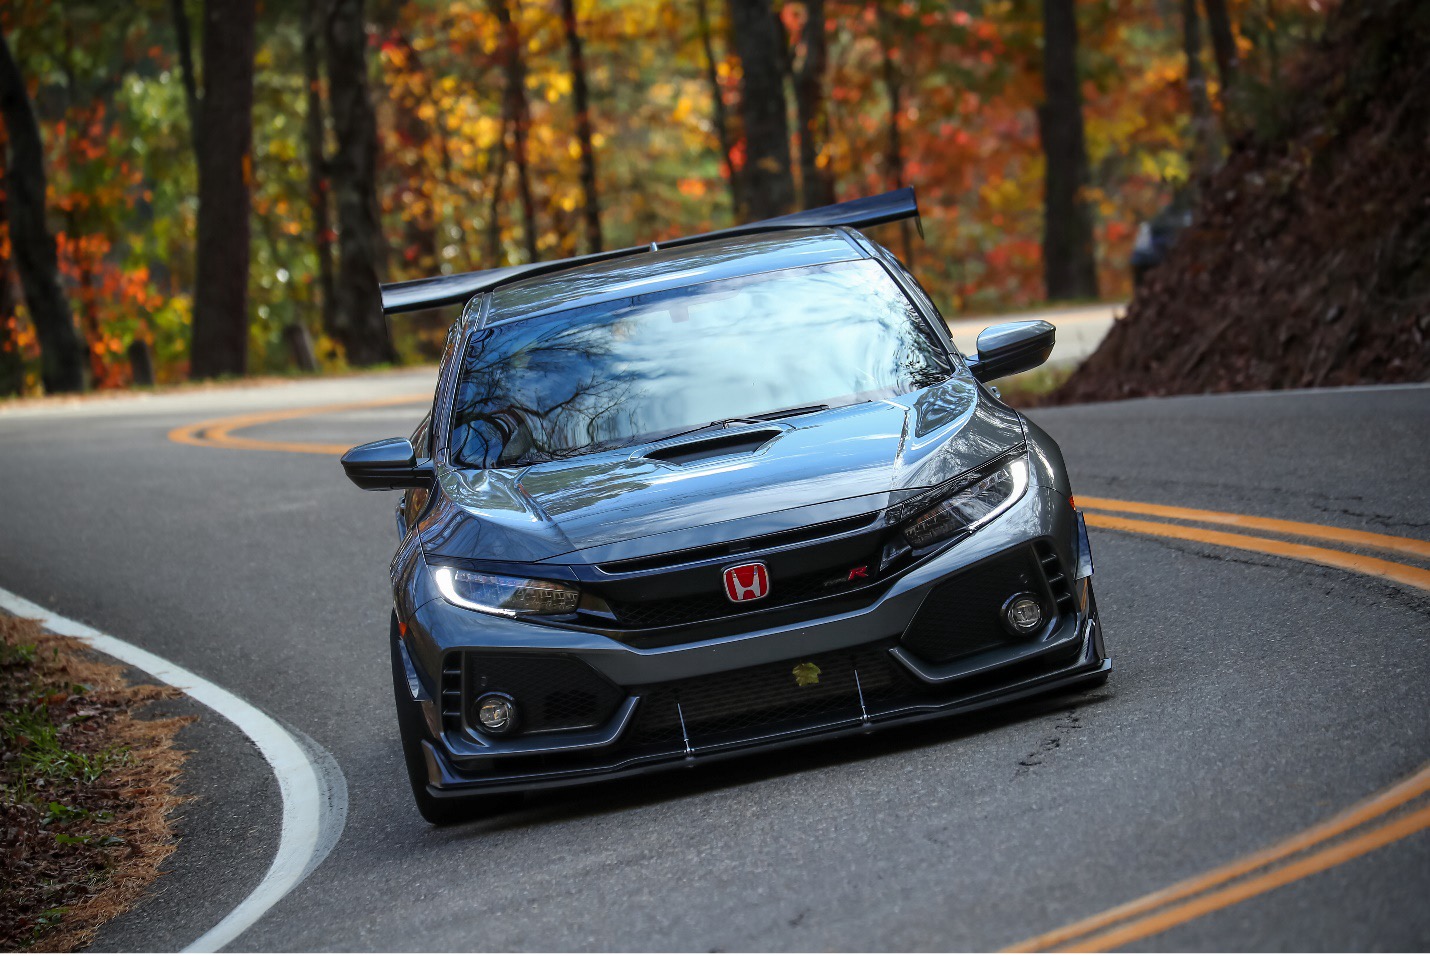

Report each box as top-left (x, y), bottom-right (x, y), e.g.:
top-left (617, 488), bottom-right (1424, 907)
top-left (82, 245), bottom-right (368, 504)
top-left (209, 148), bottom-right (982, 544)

top-left (485, 227), bottom-right (868, 325)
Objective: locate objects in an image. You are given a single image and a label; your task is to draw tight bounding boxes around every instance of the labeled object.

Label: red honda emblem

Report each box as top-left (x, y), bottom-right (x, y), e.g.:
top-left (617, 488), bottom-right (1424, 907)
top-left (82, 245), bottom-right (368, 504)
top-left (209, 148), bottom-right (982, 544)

top-left (723, 562), bottom-right (770, 603)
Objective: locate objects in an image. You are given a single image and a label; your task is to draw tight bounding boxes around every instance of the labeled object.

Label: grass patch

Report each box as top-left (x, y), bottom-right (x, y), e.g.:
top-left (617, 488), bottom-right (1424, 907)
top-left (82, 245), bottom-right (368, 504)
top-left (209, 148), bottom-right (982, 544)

top-left (1, 616), bottom-right (193, 951)
top-left (989, 362), bottom-right (1078, 408)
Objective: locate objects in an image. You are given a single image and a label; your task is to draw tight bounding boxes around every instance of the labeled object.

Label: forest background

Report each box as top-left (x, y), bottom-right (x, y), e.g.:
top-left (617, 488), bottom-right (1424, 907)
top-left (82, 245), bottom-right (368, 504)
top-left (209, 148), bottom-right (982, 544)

top-left (0, 0), bottom-right (1328, 395)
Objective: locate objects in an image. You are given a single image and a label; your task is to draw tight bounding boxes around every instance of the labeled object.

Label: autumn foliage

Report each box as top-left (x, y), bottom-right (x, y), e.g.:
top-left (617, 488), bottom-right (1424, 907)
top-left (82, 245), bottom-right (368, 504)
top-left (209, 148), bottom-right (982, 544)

top-left (0, 0), bottom-right (1329, 394)
top-left (1055, 0), bottom-right (1430, 401)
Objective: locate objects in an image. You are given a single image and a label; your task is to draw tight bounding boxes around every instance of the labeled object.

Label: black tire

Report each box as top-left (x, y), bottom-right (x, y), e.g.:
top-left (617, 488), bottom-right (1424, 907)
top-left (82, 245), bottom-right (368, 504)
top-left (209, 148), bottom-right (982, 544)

top-left (390, 615), bottom-right (522, 825)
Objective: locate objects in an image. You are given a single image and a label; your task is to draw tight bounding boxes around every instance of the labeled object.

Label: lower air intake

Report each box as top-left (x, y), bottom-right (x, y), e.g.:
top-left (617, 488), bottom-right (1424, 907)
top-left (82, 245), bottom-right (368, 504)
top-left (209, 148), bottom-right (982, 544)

top-left (899, 546), bottom-right (1052, 664)
top-left (447, 653), bottom-right (624, 737)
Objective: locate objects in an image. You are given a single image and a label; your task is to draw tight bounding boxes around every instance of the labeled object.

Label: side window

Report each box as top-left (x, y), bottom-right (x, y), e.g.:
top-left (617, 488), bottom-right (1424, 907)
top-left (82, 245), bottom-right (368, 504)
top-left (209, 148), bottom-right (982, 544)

top-left (885, 256), bottom-right (960, 359)
top-left (403, 413), bottom-right (434, 529)
top-left (409, 414), bottom-right (432, 459)
top-left (891, 259), bottom-right (943, 321)
top-left (428, 311), bottom-right (473, 462)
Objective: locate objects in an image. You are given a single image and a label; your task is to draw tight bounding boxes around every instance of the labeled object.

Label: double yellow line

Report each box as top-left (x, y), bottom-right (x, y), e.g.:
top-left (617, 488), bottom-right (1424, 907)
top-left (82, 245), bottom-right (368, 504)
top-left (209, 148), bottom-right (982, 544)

top-left (1008, 767), bottom-right (1430, 951)
top-left (167, 398), bottom-right (1430, 950)
top-left (1010, 496), bottom-right (1430, 951)
top-left (167, 393), bottom-right (431, 456)
top-left (1080, 496), bottom-right (1430, 591)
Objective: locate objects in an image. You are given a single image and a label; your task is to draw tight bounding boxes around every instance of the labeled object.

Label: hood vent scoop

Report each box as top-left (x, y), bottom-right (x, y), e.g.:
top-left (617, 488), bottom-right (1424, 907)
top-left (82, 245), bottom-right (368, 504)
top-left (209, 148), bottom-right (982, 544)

top-left (642, 427), bottom-right (784, 466)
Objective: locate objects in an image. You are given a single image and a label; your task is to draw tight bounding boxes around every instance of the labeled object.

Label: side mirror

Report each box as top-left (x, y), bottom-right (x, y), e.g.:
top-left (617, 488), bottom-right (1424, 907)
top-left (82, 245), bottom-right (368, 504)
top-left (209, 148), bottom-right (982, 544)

top-left (967, 320), bottom-right (1056, 382)
top-left (341, 437), bottom-right (436, 490)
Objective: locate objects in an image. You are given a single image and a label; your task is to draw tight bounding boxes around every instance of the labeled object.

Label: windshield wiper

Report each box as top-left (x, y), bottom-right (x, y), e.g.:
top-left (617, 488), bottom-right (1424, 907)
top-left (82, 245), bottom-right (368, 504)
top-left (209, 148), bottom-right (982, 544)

top-left (744, 403), bottom-right (830, 421)
top-left (652, 404), bottom-right (832, 445)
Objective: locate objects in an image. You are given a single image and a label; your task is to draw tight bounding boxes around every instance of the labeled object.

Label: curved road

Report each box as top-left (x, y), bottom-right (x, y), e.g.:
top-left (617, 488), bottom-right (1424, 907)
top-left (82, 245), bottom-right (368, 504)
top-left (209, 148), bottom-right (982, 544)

top-left (1, 375), bottom-right (1426, 951)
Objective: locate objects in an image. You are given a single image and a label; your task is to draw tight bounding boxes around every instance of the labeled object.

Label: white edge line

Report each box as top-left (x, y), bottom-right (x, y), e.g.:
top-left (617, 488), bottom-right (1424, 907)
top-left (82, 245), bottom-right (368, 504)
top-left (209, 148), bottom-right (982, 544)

top-left (0, 586), bottom-right (329, 953)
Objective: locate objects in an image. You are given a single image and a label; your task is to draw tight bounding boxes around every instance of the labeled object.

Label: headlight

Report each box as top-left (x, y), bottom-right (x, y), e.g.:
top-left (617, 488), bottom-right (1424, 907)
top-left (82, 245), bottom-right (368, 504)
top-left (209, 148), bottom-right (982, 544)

top-left (432, 567), bottom-right (581, 617)
top-left (896, 454), bottom-right (1029, 550)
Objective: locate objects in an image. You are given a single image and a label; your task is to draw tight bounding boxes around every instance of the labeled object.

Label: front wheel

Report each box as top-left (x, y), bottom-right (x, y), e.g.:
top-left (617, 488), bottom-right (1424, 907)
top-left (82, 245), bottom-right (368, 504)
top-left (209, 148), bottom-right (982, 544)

top-left (390, 614), bottom-right (523, 825)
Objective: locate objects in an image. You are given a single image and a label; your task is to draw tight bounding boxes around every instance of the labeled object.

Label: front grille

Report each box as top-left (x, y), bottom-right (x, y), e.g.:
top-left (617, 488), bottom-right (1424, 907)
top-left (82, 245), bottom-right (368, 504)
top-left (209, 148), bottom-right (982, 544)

top-left (605, 557), bottom-right (879, 630)
top-left (900, 546), bottom-right (1051, 664)
top-left (626, 643), bottom-right (912, 747)
top-left (597, 512), bottom-right (879, 575)
top-left (444, 653), bottom-right (624, 737)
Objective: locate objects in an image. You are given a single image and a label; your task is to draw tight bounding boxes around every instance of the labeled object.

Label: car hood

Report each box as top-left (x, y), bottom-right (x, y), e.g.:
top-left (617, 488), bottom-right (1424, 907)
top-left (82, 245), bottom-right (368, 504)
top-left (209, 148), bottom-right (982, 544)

top-left (418, 374), bottom-right (1025, 565)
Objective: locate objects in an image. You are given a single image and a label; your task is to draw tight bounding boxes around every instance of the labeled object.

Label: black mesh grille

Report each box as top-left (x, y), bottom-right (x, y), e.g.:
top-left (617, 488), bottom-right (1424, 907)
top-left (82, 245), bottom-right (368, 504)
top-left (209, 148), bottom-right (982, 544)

top-left (449, 653), bottom-right (624, 736)
top-left (626, 644), bottom-right (911, 747)
top-left (605, 560), bottom-right (876, 630)
top-left (900, 546), bottom-right (1050, 664)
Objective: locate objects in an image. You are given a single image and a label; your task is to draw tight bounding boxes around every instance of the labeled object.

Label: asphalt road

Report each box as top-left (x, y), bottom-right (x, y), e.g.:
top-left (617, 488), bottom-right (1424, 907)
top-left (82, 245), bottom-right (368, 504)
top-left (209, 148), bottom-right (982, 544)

top-left (1, 374), bottom-right (1427, 952)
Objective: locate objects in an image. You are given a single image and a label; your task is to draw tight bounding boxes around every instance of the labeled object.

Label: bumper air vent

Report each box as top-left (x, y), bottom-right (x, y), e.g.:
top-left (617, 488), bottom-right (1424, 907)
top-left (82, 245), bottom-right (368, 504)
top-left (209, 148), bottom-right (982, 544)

top-left (447, 653), bottom-right (624, 737)
top-left (899, 546), bottom-right (1052, 665)
top-left (1035, 540), bottom-right (1076, 617)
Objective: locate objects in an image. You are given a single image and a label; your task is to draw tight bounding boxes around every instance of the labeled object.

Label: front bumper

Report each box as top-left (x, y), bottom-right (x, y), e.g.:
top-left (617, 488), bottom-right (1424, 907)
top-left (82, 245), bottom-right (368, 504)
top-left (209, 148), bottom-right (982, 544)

top-left (397, 486), bottom-right (1109, 797)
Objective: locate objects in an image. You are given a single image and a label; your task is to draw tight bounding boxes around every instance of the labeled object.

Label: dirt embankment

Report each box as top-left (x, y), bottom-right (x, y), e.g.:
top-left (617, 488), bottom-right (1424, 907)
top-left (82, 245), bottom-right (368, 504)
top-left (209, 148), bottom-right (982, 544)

top-left (1055, 0), bottom-right (1430, 403)
top-left (1, 616), bottom-right (192, 952)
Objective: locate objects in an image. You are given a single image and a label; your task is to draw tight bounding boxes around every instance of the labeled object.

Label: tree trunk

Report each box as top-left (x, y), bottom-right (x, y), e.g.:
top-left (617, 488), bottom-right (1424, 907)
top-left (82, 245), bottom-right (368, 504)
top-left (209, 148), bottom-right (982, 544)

top-left (0, 28), bottom-right (86, 393)
top-left (696, 0), bottom-right (741, 215)
top-left (489, 0), bottom-right (540, 263)
top-left (485, 135), bottom-right (509, 265)
top-left (1183, 0), bottom-right (1219, 180)
top-left (726, 0), bottom-right (795, 220)
top-left (304, 0), bottom-right (337, 343)
top-left (169, 0), bottom-right (201, 153)
top-left (327, 0), bottom-right (397, 365)
top-left (376, 20), bottom-right (439, 275)
top-left (188, 0), bottom-right (256, 379)
top-left (1200, 0), bottom-right (1239, 103)
top-left (0, 131), bottom-right (24, 397)
top-left (559, 0), bottom-right (602, 253)
top-left (1037, 0), bottom-right (1099, 301)
top-left (875, 1), bottom-right (913, 261)
top-left (793, 0), bottom-right (835, 209)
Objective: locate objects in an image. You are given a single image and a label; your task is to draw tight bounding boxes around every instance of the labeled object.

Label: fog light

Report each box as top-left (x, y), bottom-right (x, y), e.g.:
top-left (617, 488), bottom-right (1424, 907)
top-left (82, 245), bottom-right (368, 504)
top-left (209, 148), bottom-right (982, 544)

top-left (475, 693), bottom-right (518, 735)
top-left (1002, 593), bottom-right (1044, 636)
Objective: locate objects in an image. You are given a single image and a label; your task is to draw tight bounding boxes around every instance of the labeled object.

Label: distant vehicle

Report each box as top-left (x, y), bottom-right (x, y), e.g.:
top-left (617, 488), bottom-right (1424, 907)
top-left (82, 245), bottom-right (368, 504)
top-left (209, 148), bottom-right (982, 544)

top-left (1131, 204), bottom-right (1193, 286)
top-left (343, 190), bottom-right (1110, 824)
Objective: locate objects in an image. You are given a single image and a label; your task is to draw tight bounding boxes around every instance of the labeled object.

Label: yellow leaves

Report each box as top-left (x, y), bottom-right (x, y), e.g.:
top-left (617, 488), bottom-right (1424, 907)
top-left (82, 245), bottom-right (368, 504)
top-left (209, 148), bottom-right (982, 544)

top-left (672, 95), bottom-right (695, 124)
top-left (1137, 150), bottom-right (1190, 185)
top-left (538, 72), bottom-right (572, 103)
top-left (474, 114), bottom-right (502, 149)
top-left (980, 175), bottom-right (1024, 214)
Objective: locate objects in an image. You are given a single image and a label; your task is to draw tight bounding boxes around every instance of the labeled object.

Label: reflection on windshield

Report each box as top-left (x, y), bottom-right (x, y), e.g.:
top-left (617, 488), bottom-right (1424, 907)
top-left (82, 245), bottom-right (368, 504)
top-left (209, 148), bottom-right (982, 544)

top-left (449, 260), bottom-right (953, 467)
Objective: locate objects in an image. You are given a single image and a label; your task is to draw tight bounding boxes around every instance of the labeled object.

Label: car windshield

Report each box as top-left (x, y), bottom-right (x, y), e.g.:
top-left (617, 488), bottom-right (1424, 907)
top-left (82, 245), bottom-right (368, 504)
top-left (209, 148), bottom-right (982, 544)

top-left (448, 259), bottom-right (954, 468)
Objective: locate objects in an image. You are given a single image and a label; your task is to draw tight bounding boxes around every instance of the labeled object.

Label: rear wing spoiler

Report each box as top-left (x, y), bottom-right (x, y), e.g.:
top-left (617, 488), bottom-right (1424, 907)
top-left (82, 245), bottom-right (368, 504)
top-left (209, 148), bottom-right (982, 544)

top-left (379, 187), bottom-right (920, 315)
